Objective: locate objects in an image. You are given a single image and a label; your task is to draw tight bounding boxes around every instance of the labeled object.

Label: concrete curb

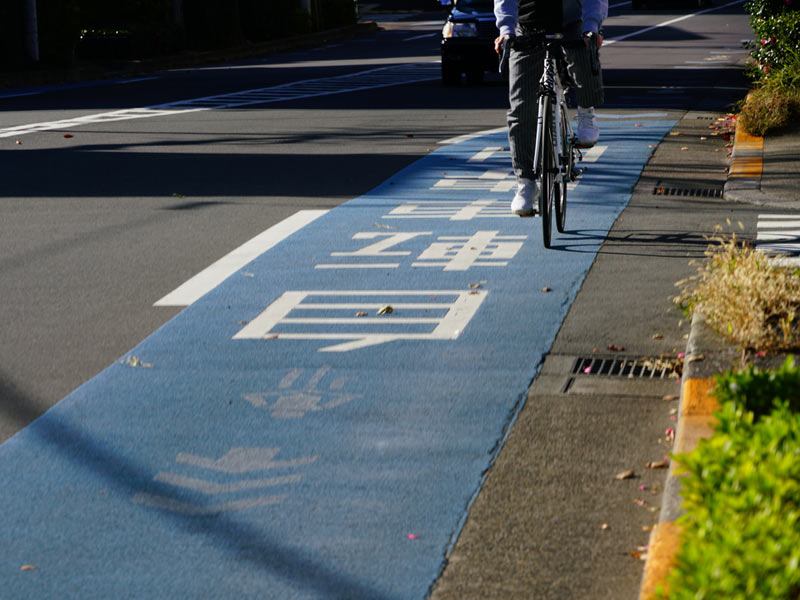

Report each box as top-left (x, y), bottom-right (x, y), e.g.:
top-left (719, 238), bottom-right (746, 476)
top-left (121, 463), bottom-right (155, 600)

top-left (637, 111), bottom-right (762, 599)
top-left (637, 312), bottom-right (720, 599)
top-left (723, 111), bottom-right (769, 205)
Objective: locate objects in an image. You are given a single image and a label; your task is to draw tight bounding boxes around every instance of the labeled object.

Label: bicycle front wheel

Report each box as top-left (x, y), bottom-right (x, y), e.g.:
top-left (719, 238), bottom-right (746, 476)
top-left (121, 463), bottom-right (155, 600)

top-left (537, 96), bottom-right (557, 248)
top-left (555, 104), bottom-right (571, 233)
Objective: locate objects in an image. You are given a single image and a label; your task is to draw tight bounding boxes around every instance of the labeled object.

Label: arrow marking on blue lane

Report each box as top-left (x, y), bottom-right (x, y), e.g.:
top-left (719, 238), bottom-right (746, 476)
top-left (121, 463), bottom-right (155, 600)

top-left (1, 116), bottom-right (676, 599)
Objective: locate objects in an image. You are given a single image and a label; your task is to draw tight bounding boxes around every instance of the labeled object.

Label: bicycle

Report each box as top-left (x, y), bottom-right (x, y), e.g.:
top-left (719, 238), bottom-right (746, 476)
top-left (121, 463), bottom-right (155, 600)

top-left (501, 35), bottom-right (585, 248)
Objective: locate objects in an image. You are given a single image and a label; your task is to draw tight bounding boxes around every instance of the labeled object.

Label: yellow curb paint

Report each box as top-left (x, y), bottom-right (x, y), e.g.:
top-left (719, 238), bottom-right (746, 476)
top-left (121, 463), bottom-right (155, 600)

top-left (674, 414), bottom-right (717, 456)
top-left (729, 127), bottom-right (764, 178)
top-left (680, 377), bottom-right (718, 416)
top-left (639, 521), bottom-right (683, 600)
top-left (729, 156), bottom-right (762, 178)
top-left (638, 379), bottom-right (720, 600)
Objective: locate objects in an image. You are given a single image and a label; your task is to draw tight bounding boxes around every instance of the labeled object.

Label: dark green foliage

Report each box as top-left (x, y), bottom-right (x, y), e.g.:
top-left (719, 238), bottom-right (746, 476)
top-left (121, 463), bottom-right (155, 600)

top-left (0, 2), bottom-right (27, 67)
top-left (713, 357), bottom-right (800, 419)
top-left (36, 0), bottom-right (82, 66)
top-left (748, 10), bottom-right (800, 74)
top-left (661, 361), bottom-right (800, 598)
top-left (239, 0), bottom-right (310, 44)
top-left (663, 401), bottom-right (800, 599)
top-left (319, 0), bottom-right (357, 29)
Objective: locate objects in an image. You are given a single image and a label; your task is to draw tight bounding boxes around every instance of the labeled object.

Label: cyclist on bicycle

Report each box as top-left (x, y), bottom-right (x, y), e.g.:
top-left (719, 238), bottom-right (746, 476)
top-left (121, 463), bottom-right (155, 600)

top-left (494, 0), bottom-right (607, 216)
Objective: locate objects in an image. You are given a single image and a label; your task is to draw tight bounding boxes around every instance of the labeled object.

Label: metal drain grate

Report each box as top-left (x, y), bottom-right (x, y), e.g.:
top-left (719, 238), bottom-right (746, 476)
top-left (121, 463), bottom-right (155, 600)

top-left (572, 356), bottom-right (681, 379)
top-left (653, 186), bottom-right (723, 198)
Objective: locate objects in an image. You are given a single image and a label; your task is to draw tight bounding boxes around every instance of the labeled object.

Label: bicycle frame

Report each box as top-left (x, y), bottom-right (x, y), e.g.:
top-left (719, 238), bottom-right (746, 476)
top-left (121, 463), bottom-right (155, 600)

top-left (532, 41), bottom-right (572, 186)
top-left (531, 36), bottom-right (581, 247)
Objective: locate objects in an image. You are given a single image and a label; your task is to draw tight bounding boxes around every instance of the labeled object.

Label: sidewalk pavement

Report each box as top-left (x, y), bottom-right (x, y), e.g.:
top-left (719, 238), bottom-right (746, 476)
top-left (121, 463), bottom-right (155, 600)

top-left (638, 119), bottom-right (800, 599)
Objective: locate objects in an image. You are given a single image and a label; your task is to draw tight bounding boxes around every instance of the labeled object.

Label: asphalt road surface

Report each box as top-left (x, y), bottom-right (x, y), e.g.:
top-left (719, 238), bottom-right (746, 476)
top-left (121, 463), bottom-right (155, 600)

top-left (1, 2), bottom-right (758, 598)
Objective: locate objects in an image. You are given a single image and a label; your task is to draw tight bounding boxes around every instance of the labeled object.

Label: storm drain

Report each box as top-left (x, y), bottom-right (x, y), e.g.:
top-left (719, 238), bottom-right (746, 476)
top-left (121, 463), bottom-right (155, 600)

top-left (571, 356), bottom-right (682, 379)
top-left (653, 186), bottom-right (723, 198)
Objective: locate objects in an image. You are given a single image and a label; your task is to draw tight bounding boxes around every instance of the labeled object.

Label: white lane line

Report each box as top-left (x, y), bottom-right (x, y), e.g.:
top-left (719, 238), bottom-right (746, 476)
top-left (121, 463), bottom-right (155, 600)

top-left (439, 127), bottom-right (507, 145)
top-left (154, 209), bottom-right (327, 307)
top-left (603, 0), bottom-right (746, 46)
top-left (1, 63), bottom-right (440, 139)
top-left (403, 33), bottom-right (438, 42)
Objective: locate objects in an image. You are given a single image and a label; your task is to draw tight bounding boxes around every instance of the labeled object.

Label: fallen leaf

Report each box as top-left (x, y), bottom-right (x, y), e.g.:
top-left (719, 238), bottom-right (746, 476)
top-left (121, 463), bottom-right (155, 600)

top-left (615, 469), bottom-right (635, 480)
top-left (700, 136), bottom-right (707, 140)
top-left (633, 497), bottom-right (646, 506)
top-left (265, 333), bottom-right (279, 339)
top-left (642, 525), bottom-right (653, 532)
top-left (652, 333), bottom-right (663, 340)
top-left (646, 460), bottom-right (669, 470)
top-left (20, 565), bottom-right (36, 571)
top-left (600, 523), bottom-right (610, 530)
top-left (629, 551), bottom-right (647, 560)
top-left (680, 146), bottom-right (689, 151)
top-left (173, 193), bottom-right (185, 198)
top-left (64, 134), bottom-right (74, 138)
top-left (377, 305), bottom-right (394, 315)
top-left (356, 311), bottom-right (368, 317)
top-left (542, 287), bottom-right (552, 293)
top-left (123, 356), bottom-right (153, 368)
top-left (607, 344), bottom-right (624, 352)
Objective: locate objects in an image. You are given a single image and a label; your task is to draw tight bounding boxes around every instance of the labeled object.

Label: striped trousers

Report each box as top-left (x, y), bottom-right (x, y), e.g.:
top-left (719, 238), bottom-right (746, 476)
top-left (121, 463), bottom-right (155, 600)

top-left (507, 34), bottom-right (604, 180)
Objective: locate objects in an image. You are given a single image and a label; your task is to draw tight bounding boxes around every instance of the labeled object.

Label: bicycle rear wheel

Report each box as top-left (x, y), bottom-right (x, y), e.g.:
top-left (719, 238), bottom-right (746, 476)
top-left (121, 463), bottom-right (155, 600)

top-left (537, 96), bottom-right (556, 248)
top-left (554, 104), bottom-right (571, 233)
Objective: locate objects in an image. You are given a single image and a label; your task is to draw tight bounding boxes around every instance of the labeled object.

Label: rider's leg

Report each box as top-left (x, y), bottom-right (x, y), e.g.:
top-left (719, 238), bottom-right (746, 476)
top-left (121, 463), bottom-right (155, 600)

top-left (566, 37), bottom-right (604, 148)
top-left (507, 42), bottom-right (545, 215)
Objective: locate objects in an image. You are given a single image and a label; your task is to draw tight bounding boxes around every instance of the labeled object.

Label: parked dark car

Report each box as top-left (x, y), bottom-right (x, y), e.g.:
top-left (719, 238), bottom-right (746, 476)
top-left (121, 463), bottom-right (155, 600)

top-left (440, 0), bottom-right (500, 85)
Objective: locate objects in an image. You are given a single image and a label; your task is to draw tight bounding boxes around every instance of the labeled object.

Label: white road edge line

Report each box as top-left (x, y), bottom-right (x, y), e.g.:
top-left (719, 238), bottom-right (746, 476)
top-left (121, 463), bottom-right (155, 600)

top-left (154, 209), bottom-right (328, 307)
top-left (604, 0), bottom-right (746, 46)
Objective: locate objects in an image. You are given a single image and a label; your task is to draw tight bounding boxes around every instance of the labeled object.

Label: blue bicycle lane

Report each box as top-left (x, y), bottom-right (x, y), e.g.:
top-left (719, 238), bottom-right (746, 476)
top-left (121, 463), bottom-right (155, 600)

top-left (1, 114), bottom-right (675, 599)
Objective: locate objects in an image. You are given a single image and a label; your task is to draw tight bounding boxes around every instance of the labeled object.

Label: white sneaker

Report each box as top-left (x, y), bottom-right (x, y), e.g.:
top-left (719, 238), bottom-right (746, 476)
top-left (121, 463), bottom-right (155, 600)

top-left (576, 106), bottom-right (599, 148)
top-left (511, 178), bottom-right (539, 216)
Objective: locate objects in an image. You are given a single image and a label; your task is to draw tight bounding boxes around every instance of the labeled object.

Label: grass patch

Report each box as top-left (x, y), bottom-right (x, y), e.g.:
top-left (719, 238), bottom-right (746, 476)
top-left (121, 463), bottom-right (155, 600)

top-left (737, 83), bottom-right (800, 136)
top-left (676, 229), bottom-right (800, 352)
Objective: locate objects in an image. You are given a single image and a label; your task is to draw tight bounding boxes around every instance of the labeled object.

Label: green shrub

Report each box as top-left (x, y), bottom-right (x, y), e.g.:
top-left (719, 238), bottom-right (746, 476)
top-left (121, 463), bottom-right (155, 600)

top-left (662, 401), bottom-right (800, 599)
top-left (0, 2), bottom-right (26, 67)
top-left (747, 9), bottom-right (800, 79)
top-left (714, 357), bottom-right (800, 419)
top-left (240, 0), bottom-right (310, 43)
top-left (319, 0), bottom-right (357, 29)
top-left (36, 0), bottom-right (82, 66)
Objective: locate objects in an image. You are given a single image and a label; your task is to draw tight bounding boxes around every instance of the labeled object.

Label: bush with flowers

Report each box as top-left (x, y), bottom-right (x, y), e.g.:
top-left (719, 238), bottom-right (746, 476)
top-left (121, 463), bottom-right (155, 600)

top-left (738, 0), bottom-right (800, 134)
